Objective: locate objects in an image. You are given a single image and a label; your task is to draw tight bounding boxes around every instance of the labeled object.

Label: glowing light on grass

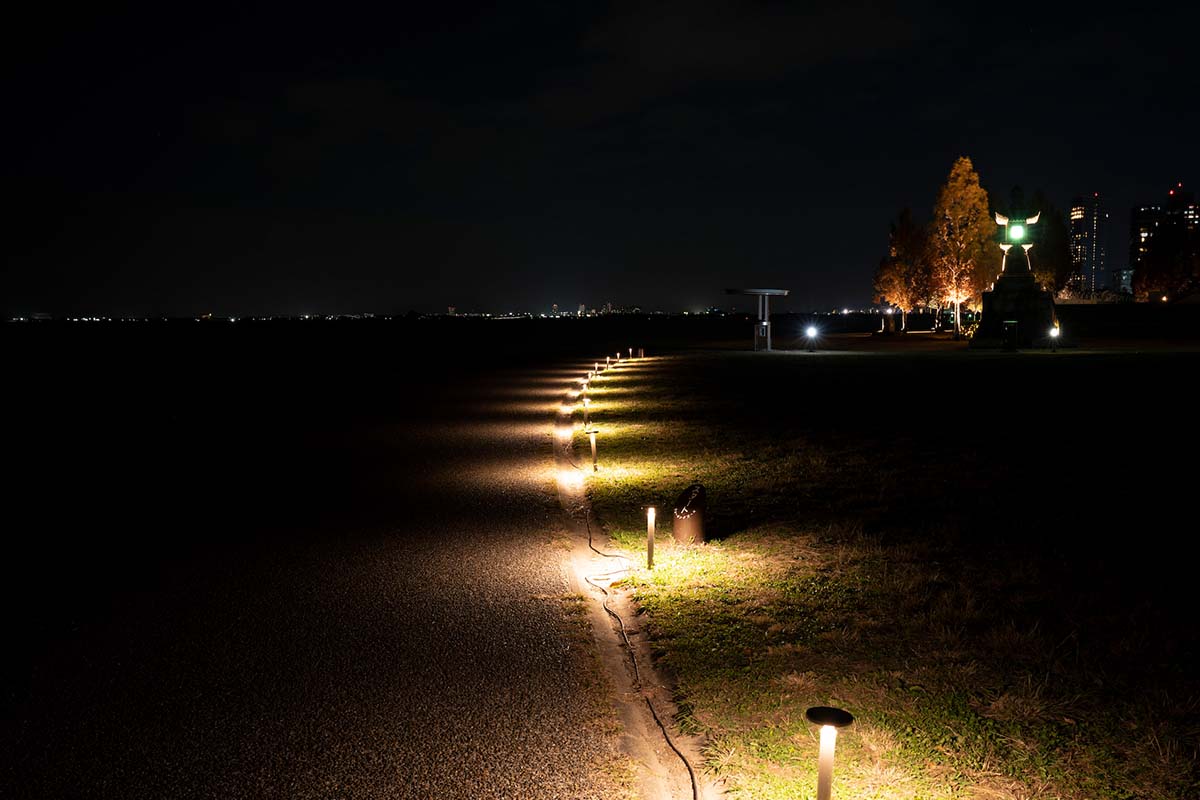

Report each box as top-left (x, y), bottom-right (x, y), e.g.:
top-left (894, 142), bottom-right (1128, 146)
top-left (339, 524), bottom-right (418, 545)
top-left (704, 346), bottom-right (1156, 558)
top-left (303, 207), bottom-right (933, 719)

top-left (805, 706), bottom-right (854, 800)
top-left (557, 468), bottom-right (584, 490)
top-left (588, 428), bottom-right (599, 471)
top-left (606, 355), bottom-right (611, 368)
top-left (1050, 325), bottom-right (1060, 352)
top-left (646, 507), bottom-right (656, 569)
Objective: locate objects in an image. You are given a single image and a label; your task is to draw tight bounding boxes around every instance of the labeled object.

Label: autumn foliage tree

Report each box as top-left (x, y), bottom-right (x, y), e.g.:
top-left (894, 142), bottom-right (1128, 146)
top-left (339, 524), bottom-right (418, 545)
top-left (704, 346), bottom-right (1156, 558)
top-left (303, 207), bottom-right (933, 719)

top-left (873, 208), bottom-right (928, 330)
top-left (928, 157), bottom-right (997, 336)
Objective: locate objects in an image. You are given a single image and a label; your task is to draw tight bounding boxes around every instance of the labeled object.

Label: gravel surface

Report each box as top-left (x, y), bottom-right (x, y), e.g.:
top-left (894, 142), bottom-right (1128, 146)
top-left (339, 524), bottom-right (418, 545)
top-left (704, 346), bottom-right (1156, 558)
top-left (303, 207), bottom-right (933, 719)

top-left (4, 365), bottom-right (627, 799)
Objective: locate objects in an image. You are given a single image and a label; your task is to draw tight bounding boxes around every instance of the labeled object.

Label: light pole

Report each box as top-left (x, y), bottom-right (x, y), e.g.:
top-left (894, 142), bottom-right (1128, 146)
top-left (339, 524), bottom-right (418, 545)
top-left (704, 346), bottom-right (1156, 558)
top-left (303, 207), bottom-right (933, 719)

top-left (806, 706), bottom-right (854, 800)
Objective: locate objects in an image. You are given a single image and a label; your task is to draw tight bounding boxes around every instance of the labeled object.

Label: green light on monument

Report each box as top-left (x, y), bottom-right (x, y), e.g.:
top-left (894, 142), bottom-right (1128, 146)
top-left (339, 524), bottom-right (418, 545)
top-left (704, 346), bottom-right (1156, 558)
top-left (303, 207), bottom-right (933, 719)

top-left (1010, 224), bottom-right (1025, 241)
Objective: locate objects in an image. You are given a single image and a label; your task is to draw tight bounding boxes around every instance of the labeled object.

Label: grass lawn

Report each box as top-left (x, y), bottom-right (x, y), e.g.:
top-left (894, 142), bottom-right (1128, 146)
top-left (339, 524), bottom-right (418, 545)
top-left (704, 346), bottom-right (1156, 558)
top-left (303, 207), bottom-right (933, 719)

top-left (577, 343), bottom-right (1198, 800)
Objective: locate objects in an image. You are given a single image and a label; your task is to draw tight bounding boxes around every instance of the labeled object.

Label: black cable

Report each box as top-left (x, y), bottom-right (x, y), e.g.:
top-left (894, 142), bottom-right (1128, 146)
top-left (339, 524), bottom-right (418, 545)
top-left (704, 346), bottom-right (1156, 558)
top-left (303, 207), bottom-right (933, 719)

top-left (559, 362), bottom-right (701, 800)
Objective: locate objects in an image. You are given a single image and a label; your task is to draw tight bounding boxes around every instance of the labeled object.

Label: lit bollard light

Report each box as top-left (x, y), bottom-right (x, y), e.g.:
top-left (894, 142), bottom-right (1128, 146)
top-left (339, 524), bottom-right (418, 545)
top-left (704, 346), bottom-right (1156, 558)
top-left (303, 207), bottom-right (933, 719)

top-left (594, 361), bottom-right (599, 373)
top-left (1050, 325), bottom-right (1060, 352)
top-left (806, 326), bottom-right (818, 353)
top-left (646, 507), bottom-right (656, 569)
top-left (805, 706), bottom-right (854, 800)
top-left (605, 355), bottom-right (610, 369)
top-left (586, 427), bottom-right (600, 471)
top-left (582, 396), bottom-right (590, 427)
top-left (628, 347), bottom-right (632, 359)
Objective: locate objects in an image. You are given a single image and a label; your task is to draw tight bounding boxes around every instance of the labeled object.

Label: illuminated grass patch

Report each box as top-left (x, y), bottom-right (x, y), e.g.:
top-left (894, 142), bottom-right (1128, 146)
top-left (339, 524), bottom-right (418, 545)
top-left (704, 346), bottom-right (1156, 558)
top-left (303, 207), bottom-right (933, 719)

top-left (578, 351), bottom-right (1197, 800)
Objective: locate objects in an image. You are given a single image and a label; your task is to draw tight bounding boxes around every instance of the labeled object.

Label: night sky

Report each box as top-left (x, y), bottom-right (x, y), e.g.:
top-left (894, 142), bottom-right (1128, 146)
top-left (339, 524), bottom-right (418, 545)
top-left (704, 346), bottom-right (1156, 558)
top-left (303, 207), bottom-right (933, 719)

top-left (6, 3), bottom-right (1198, 317)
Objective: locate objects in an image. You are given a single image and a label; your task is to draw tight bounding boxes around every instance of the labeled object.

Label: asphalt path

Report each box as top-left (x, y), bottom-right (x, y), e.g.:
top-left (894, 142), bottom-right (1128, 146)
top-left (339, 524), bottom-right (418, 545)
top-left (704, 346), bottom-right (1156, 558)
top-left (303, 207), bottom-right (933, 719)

top-left (4, 361), bottom-right (626, 799)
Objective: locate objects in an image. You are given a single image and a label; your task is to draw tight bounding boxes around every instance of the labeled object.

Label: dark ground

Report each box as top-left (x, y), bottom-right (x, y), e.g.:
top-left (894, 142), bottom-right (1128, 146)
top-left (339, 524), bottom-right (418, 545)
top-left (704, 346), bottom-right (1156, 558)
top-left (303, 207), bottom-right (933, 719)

top-left (5, 311), bottom-right (1198, 797)
top-left (4, 320), bottom-right (655, 799)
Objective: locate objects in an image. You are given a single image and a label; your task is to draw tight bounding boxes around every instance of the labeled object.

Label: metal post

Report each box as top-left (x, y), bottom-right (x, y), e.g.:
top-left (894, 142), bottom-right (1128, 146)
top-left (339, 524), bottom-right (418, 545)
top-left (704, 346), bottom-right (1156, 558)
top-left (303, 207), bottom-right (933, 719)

top-left (589, 430), bottom-right (597, 471)
top-left (764, 295), bottom-right (772, 351)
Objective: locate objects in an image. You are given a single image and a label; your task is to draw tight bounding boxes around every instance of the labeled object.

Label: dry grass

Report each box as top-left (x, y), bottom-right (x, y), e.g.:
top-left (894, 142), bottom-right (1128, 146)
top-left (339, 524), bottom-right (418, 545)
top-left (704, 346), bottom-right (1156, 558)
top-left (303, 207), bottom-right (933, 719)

top-left (580, 349), bottom-right (1199, 800)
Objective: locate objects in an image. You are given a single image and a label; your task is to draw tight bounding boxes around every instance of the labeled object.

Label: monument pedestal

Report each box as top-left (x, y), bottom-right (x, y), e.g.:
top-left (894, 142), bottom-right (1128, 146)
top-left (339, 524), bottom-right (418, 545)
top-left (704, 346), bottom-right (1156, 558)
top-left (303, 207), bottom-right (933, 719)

top-left (971, 273), bottom-right (1057, 349)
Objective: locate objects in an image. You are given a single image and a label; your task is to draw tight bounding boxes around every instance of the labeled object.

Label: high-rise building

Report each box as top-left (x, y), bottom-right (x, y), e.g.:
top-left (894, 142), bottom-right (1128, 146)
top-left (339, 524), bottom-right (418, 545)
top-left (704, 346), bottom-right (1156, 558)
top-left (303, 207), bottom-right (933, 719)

top-left (1129, 204), bottom-right (1163, 275)
top-left (1069, 192), bottom-right (1108, 293)
top-left (1129, 183), bottom-right (1199, 299)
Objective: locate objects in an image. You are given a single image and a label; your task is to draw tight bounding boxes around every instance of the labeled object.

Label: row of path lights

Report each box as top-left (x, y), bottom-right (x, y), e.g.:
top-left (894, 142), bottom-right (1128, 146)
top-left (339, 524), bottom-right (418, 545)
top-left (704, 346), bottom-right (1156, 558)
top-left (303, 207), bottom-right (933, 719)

top-left (576, 347), bottom-right (855, 797)
top-left (574, 345), bottom-right (857, 799)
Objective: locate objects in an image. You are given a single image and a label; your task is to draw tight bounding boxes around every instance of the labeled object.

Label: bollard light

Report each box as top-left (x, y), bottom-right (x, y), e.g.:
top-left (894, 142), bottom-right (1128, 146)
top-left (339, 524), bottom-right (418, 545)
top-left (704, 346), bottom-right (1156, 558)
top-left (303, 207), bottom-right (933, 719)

top-left (606, 355), bottom-right (610, 368)
top-left (646, 507), bottom-right (656, 569)
top-left (594, 361), bottom-right (599, 372)
top-left (587, 428), bottom-right (599, 471)
top-left (1049, 325), bottom-right (1060, 352)
top-left (806, 706), bottom-right (854, 800)
top-left (582, 396), bottom-right (590, 426)
top-left (806, 326), bottom-right (818, 352)
top-left (628, 347), bottom-right (632, 359)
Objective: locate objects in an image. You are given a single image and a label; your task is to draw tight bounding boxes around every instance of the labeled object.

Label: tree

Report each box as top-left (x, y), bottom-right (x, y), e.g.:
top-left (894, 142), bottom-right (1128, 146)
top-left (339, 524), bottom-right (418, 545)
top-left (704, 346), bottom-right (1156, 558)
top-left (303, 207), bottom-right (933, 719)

top-left (928, 157), bottom-right (996, 336)
top-left (1030, 190), bottom-right (1071, 292)
top-left (873, 208), bottom-right (927, 329)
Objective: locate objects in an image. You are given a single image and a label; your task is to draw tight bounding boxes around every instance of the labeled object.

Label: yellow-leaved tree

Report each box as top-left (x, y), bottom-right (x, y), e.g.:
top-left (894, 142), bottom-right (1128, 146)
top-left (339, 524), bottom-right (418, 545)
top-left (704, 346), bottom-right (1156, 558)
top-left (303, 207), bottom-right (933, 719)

top-left (928, 157), bottom-right (996, 336)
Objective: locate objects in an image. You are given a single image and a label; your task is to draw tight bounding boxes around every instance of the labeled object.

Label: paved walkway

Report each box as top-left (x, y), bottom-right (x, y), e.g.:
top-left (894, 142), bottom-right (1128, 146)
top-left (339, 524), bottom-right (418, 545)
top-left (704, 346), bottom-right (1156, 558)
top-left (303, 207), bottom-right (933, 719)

top-left (5, 365), bottom-right (627, 799)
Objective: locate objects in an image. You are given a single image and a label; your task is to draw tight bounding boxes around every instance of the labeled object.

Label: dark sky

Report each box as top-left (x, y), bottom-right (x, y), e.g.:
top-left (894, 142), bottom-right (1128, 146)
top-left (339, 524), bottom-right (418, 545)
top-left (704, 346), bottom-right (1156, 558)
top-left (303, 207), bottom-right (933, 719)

top-left (6, 2), bottom-right (1199, 317)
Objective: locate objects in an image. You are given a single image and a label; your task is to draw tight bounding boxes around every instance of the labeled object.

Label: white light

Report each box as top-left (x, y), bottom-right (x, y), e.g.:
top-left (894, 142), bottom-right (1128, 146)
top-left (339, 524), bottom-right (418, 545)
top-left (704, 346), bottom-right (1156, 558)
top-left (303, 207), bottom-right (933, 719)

top-left (817, 725), bottom-right (838, 800)
top-left (806, 326), bottom-right (817, 338)
top-left (1050, 327), bottom-right (1060, 338)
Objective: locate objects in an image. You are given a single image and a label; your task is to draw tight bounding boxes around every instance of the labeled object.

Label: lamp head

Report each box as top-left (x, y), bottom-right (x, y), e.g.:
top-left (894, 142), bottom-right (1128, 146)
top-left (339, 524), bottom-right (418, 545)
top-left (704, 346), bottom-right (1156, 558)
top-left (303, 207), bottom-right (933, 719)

top-left (805, 706), bottom-right (854, 728)
top-left (806, 326), bottom-right (818, 338)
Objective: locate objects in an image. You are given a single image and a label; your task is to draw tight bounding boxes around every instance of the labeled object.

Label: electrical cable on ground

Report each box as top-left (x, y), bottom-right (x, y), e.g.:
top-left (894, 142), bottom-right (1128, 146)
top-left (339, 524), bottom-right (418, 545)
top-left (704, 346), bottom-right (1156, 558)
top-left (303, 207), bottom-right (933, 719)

top-left (558, 362), bottom-right (701, 800)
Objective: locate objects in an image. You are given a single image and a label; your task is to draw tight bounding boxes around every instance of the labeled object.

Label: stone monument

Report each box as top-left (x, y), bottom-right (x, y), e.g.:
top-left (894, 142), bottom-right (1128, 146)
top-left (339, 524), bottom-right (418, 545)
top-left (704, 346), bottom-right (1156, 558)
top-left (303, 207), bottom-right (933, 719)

top-left (971, 210), bottom-right (1058, 349)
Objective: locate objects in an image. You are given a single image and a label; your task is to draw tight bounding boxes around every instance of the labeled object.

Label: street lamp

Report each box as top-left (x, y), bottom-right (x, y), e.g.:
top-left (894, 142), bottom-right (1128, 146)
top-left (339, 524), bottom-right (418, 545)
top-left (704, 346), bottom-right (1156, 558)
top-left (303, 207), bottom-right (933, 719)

top-left (805, 706), bottom-right (854, 800)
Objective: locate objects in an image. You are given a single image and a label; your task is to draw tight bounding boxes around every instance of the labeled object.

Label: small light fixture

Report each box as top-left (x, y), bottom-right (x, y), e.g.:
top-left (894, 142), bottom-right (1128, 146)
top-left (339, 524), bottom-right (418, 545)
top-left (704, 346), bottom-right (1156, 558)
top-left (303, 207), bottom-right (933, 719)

top-left (582, 396), bottom-right (590, 426)
top-left (646, 507), bottom-right (656, 569)
top-left (587, 428), bottom-right (599, 471)
top-left (1049, 325), bottom-right (1060, 352)
top-left (806, 706), bottom-right (854, 800)
top-left (806, 326), bottom-right (818, 352)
